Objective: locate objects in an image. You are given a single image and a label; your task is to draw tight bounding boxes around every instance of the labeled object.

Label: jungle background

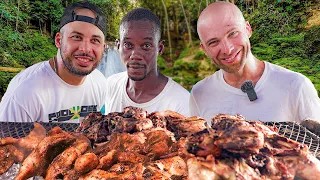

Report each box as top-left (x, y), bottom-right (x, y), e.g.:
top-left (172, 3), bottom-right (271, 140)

top-left (0, 0), bottom-right (320, 99)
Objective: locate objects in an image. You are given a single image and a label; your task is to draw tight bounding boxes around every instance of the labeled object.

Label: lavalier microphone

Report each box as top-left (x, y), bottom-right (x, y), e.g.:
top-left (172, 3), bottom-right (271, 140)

top-left (240, 80), bottom-right (258, 101)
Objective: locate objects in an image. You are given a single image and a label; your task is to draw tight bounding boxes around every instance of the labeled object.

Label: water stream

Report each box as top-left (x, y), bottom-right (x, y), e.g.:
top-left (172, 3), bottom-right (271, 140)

top-left (96, 48), bottom-right (125, 78)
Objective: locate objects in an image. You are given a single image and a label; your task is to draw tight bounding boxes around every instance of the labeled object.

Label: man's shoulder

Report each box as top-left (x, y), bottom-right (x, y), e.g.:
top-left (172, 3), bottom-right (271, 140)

top-left (167, 77), bottom-right (189, 94)
top-left (267, 62), bottom-right (307, 83)
top-left (192, 72), bottom-right (219, 92)
top-left (13, 61), bottom-right (47, 81)
top-left (5, 62), bottom-right (49, 94)
top-left (106, 72), bottom-right (126, 83)
top-left (88, 69), bottom-right (108, 83)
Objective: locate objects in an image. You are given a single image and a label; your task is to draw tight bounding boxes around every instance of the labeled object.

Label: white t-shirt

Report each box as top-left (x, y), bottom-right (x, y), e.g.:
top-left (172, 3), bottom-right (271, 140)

top-left (190, 62), bottom-right (320, 124)
top-left (0, 61), bottom-right (108, 123)
top-left (104, 72), bottom-right (190, 116)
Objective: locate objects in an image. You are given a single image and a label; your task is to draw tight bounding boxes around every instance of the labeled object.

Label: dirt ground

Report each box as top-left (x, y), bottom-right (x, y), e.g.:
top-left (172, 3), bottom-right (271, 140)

top-left (306, 9), bottom-right (320, 29)
top-left (0, 67), bottom-right (24, 73)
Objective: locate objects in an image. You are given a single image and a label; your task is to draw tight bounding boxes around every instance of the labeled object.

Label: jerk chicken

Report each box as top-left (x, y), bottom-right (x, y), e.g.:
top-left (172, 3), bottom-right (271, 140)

top-left (0, 106), bottom-right (319, 180)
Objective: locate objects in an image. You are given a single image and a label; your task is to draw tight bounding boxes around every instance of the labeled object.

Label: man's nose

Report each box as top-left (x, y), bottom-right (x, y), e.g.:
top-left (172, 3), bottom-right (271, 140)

top-left (221, 40), bottom-right (234, 55)
top-left (78, 40), bottom-right (93, 53)
top-left (129, 49), bottom-right (143, 61)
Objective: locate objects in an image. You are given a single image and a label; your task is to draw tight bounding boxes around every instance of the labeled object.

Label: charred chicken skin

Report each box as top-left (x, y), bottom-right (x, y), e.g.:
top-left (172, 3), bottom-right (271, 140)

top-left (45, 133), bottom-right (91, 180)
top-left (15, 127), bottom-right (75, 180)
top-left (1, 108), bottom-right (320, 180)
top-left (0, 122), bottom-right (46, 160)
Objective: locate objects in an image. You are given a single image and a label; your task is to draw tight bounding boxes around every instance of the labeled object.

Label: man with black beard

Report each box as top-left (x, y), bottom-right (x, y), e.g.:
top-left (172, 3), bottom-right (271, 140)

top-left (104, 8), bottom-right (190, 116)
top-left (0, 2), bottom-right (108, 122)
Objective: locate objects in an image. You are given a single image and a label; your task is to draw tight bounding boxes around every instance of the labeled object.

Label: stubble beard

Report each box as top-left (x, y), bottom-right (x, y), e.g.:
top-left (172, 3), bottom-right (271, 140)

top-left (127, 66), bottom-right (148, 81)
top-left (59, 43), bottom-right (98, 77)
top-left (214, 47), bottom-right (247, 74)
top-left (128, 73), bottom-right (147, 81)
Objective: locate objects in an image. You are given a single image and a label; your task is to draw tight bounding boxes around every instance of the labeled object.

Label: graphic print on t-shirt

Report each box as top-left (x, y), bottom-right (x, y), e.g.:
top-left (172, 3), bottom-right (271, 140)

top-left (48, 105), bottom-right (97, 122)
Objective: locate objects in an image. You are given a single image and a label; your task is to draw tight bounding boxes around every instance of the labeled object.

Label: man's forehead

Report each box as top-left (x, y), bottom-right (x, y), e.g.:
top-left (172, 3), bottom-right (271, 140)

top-left (120, 21), bottom-right (157, 38)
top-left (62, 22), bottom-right (104, 40)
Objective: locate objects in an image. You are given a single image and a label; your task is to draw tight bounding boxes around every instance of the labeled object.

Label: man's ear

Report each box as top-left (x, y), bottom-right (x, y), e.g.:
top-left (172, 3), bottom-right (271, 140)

top-left (116, 39), bottom-right (120, 50)
top-left (55, 32), bottom-right (62, 48)
top-left (158, 40), bottom-right (165, 55)
top-left (200, 42), bottom-right (208, 56)
top-left (103, 41), bottom-right (107, 49)
top-left (245, 21), bottom-right (252, 38)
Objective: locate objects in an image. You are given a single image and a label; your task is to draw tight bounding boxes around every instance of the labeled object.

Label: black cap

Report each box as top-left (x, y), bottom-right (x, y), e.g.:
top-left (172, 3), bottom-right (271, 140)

top-left (59, 1), bottom-right (106, 35)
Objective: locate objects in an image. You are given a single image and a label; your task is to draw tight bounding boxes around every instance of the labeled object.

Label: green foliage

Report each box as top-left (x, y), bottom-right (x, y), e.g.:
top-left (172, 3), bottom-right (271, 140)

top-left (0, 0), bottom-right (319, 96)
top-left (304, 27), bottom-right (320, 57)
top-left (90, 0), bottom-right (136, 41)
top-left (0, 1), bottom-right (30, 30)
top-left (194, 50), bottom-right (206, 60)
top-left (0, 27), bottom-right (56, 67)
top-left (0, 71), bottom-right (18, 98)
top-left (30, 0), bottom-right (63, 34)
top-left (178, 47), bottom-right (191, 59)
top-left (157, 55), bottom-right (173, 75)
top-left (247, 0), bottom-right (309, 43)
top-left (248, 0), bottom-right (320, 95)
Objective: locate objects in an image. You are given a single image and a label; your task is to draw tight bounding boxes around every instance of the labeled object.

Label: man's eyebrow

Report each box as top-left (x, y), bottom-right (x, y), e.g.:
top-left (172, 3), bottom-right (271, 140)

top-left (123, 37), bottom-right (153, 41)
top-left (144, 37), bottom-right (153, 41)
top-left (226, 27), bottom-right (238, 34)
top-left (205, 27), bottom-right (238, 45)
top-left (70, 31), bottom-right (103, 39)
top-left (205, 38), bottom-right (218, 45)
top-left (92, 35), bottom-right (103, 40)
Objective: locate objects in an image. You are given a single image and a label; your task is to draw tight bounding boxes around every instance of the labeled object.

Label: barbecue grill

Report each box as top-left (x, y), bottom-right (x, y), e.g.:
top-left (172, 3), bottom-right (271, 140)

top-left (0, 121), bottom-right (319, 180)
top-left (1, 121), bottom-right (319, 158)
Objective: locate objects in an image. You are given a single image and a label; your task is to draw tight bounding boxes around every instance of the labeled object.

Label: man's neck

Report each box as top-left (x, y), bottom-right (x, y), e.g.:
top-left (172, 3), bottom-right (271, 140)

top-left (126, 73), bottom-right (168, 103)
top-left (50, 56), bottom-right (86, 86)
top-left (223, 55), bottom-right (265, 88)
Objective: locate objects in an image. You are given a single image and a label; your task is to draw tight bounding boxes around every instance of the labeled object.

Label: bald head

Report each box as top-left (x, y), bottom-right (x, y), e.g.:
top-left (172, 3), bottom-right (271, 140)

top-left (197, 2), bottom-right (245, 42)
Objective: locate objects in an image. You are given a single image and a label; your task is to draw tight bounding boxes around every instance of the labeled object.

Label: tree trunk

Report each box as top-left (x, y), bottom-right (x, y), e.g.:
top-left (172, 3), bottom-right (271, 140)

top-left (198, 0), bottom-right (203, 17)
top-left (252, 0), bottom-right (255, 11)
top-left (15, 0), bottom-right (20, 32)
top-left (161, 0), bottom-right (172, 60)
top-left (39, 20), bottom-right (42, 34)
top-left (179, 0), bottom-right (193, 47)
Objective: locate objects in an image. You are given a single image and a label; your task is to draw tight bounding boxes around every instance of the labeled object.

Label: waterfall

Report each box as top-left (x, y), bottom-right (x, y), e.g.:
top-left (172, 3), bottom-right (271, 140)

top-left (96, 47), bottom-right (125, 78)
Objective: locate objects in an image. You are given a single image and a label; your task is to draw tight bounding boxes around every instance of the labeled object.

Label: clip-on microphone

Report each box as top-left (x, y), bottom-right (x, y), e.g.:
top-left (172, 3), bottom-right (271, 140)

top-left (240, 80), bottom-right (258, 101)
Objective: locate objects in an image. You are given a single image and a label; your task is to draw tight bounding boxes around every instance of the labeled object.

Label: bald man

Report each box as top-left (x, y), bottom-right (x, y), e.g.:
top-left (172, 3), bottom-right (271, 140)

top-left (190, 1), bottom-right (320, 124)
top-left (0, 2), bottom-right (108, 122)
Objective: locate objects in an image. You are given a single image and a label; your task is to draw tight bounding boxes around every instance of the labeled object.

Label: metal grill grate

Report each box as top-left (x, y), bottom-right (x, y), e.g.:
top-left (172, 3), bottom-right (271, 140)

top-left (0, 121), bottom-right (318, 180)
top-left (265, 121), bottom-right (320, 158)
top-left (0, 122), bottom-right (79, 138)
top-left (0, 122), bottom-right (319, 158)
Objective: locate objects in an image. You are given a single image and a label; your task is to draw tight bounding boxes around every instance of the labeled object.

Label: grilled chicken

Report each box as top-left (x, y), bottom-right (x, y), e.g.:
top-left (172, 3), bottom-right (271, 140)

top-left (0, 145), bottom-right (24, 175)
top-left (79, 163), bottom-right (145, 180)
top-left (214, 120), bottom-right (265, 154)
top-left (147, 156), bottom-right (187, 178)
top-left (45, 133), bottom-right (91, 180)
top-left (276, 153), bottom-right (320, 180)
top-left (0, 122), bottom-right (46, 160)
top-left (74, 152), bottom-right (99, 174)
top-left (188, 155), bottom-right (264, 180)
top-left (1, 109), bottom-right (320, 180)
top-left (167, 116), bottom-right (207, 139)
top-left (15, 127), bottom-right (75, 180)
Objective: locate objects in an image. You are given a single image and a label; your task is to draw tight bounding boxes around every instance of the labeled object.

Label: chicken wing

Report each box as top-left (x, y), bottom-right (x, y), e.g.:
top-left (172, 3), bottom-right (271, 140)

top-left (15, 128), bottom-right (75, 180)
top-left (0, 122), bottom-right (46, 160)
top-left (45, 133), bottom-right (91, 180)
